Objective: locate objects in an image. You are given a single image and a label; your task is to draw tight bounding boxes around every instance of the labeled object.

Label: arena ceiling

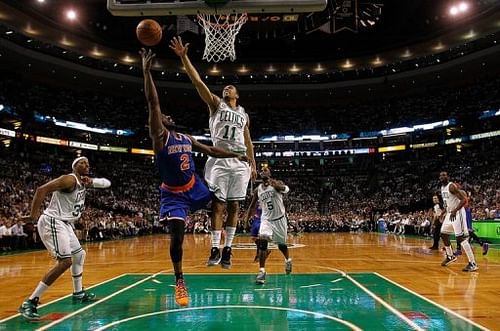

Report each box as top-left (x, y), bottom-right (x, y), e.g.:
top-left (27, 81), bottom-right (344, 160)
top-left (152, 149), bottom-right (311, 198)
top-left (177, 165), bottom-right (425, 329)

top-left (0, 0), bottom-right (500, 76)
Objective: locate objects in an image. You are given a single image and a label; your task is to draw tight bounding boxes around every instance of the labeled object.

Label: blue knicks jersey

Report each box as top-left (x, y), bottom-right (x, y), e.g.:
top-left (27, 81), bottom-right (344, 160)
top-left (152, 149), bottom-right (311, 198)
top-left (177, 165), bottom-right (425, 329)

top-left (157, 132), bottom-right (195, 187)
top-left (254, 205), bottom-right (262, 221)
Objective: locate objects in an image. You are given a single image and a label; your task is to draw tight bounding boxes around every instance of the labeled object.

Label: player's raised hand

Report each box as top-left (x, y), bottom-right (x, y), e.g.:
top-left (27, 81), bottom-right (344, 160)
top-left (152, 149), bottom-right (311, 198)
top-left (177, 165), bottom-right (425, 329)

top-left (139, 48), bottom-right (155, 73)
top-left (169, 36), bottom-right (190, 57)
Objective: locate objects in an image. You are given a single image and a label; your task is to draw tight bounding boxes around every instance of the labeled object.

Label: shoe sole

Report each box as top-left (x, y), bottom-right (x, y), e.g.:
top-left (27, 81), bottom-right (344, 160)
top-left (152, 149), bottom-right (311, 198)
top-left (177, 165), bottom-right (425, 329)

top-left (256, 280), bottom-right (265, 284)
top-left (463, 267), bottom-right (479, 272)
top-left (207, 257), bottom-right (221, 266)
top-left (18, 310), bottom-right (40, 321)
top-left (221, 262), bottom-right (232, 269)
top-left (441, 258), bottom-right (458, 266)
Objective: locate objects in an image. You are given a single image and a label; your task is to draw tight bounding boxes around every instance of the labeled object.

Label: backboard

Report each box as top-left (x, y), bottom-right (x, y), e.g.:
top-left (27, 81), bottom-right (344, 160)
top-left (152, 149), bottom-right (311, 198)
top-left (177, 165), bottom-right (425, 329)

top-left (107, 0), bottom-right (328, 16)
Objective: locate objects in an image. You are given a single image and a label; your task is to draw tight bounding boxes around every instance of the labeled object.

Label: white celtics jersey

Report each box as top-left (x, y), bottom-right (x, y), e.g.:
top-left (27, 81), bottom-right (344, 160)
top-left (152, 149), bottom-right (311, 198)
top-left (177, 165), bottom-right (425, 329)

top-left (44, 174), bottom-right (86, 222)
top-left (258, 183), bottom-right (288, 221)
top-left (441, 182), bottom-right (461, 213)
top-left (209, 101), bottom-right (248, 153)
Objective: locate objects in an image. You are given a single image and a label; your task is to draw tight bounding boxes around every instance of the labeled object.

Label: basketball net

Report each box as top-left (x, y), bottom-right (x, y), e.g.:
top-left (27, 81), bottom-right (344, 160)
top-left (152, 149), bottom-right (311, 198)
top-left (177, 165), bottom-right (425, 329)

top-left (197, 12), bottom-right (247, 62)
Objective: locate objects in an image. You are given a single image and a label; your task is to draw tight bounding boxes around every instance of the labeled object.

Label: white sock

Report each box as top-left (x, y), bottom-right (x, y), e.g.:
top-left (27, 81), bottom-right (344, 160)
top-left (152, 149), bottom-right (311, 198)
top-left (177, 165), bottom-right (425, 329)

top-left (285, 258), bottom-right (292, 262)
top-left (73, 275), bottom-right (83, 293)
top-left (211, 230), bottom-right (221, 248)
top-left (29, 281), bottom-right (48, 300)
top-left (445, 246), bottom-right (453, 257)
top-left (224, 226), bottom-right (236, 248)
top-left (259, 267), bottom-right (265, 272)
top-left (461, 240), bottom-right (476, 264)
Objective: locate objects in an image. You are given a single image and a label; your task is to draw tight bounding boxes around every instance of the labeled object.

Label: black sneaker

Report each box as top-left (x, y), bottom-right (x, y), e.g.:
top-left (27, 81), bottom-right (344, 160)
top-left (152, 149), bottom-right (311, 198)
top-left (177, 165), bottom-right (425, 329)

top-left (18, 297), bottom-right (40, 321)
top-left (441, 255), bottom-right (458, 266)
top-left (207, 247), bottom-right (221, 266)
top-left (72, 290), bottom-right (96, 303)
top-left (462, 262), bottom-right (479, 272)
top-left (221, 246), bottom-right (232, 269)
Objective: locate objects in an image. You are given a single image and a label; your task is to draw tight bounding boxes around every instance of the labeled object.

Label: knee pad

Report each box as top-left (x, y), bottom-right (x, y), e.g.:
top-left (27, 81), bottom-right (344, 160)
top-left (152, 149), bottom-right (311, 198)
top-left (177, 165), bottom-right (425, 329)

top-left (258, 239), bottom-right (268, 251)
top-left (71, 249), bottom-right (86, 276)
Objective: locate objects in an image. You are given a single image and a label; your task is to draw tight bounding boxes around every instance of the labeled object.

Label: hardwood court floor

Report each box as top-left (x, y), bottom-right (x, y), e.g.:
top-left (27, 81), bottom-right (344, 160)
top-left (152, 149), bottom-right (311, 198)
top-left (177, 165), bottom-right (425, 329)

top-left (0, 233), bottom-right (498, 330)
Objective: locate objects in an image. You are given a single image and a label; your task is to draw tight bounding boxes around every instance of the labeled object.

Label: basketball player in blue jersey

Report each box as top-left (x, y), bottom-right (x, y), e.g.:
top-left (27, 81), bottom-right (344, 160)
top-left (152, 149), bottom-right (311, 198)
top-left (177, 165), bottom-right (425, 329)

top-left (171, 37), bottom-right (257, 269)
top-left (140, 49), bottom-right (247, 306)
top-left (454, 186), bottom-right (489, 256)
top-left (249, 203), bottom-right (265, 262)
top-left (439, 171), bottom-right (478, 272)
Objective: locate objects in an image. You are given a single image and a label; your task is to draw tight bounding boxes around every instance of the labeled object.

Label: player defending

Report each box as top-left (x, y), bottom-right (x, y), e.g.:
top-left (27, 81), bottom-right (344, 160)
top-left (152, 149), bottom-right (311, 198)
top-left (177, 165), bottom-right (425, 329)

top-left (141, 49), bottom-right (247, 306)
top-left (439, 171), bottom-right (478, 272)
top-left (18, 157), bottom-right (111, 321)
top-left (170, 36), bottom-right (257, 269)
top-left (244, 167), bottom-right (292, 284)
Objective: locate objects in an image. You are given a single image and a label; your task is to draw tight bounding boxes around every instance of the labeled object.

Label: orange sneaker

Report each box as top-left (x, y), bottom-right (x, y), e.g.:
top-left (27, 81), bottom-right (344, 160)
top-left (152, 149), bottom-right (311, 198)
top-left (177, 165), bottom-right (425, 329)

top-left (175, 279), bottom-right (189, 306)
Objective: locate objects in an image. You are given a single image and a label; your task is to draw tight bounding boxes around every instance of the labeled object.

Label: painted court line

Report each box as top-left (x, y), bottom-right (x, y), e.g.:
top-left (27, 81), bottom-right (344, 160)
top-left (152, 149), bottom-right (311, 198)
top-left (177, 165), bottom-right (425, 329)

top-left (93, 305), bottom-right (363, 331)
top-left (330, 278), bottom-right (343, 283)
top-left (0, 273), bottom-right (128, 324)
top-left (151, 279), bottom-right (162, 284)
top-left (319, 266), bottom-right (424, 331)
top-left (344, 274), bottom-right (424, 331)
top-left (299, 284), bottom-right (322, 288)
top-left (373, 272), bottom-right (490, 331)
top-left (35, 270), bottom-right (168, 331)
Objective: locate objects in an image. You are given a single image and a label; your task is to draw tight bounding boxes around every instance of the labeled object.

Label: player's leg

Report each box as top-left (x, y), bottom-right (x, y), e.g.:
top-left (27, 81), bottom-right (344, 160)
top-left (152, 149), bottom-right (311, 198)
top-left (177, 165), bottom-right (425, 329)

top-left (159, 190), bottom-right (191, 306)
top-left (440, 214), bottom-right (458, 266)
top-left (204, 163), bottom-right (229, 266)
top-left (255, 220), bottom-right (272, 284)
top-left (19, 216), bottom-right (72, 320)
top-left (429, 219), bottom-right (440, 249)
top-left (453, 209), bottom-right (478, 272)
top-left (207, 199), bottom-right (225, 266)
top-left (221, 164), bottom-right (251, 269)
top-left (273, 216), bottom-right (292, 274)
top-left (68, 224), bottom-right (95, 303)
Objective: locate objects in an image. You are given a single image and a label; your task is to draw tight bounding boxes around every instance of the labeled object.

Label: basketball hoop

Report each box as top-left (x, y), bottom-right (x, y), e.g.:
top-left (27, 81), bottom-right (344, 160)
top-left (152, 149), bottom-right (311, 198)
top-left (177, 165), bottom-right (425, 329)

top-left (197, 12), bottom-right (247, 62)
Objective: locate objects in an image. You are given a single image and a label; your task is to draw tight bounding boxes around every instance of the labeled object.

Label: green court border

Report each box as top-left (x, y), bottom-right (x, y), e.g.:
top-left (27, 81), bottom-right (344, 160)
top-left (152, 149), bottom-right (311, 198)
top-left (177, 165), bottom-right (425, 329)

top-left (0, 272), bottom-right (489, 331)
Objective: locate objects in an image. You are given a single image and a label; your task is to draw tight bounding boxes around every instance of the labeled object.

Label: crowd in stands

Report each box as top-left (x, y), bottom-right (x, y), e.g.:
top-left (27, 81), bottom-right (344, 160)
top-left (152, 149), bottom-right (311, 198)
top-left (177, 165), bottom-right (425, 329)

top-left (1, 73), bottom-right (499, 146)
top-left (1, 138), bottom-right (499, 252)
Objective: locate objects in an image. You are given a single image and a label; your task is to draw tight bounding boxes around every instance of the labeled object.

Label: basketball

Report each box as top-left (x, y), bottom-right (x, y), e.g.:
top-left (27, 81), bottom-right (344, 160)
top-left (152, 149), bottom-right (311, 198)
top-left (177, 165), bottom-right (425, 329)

top-left (136, 19), bottom-right (162, 46)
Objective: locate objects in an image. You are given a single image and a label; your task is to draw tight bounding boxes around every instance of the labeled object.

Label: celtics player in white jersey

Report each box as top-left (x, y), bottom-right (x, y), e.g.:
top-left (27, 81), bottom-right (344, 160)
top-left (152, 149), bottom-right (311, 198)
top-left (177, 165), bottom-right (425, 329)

top-left (439, 171), bottom-right (478, 272)
top-left (18, 157), bottom-right (111, 320)
top-left (245, 167), bottom-right (292, 284)
top-left (170, 37), bottom-right (257, 269)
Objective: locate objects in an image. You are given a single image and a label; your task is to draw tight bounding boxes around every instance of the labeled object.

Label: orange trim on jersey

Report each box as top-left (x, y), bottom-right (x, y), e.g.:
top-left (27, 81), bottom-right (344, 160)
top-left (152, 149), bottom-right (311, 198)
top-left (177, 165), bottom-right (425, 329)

top-left (160, 175), bottom-right (195, 193)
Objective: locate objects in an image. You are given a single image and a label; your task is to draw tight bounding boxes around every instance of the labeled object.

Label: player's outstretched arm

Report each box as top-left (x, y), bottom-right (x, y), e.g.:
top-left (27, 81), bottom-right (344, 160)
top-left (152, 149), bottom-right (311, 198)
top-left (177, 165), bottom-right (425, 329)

top-left (243, 117), bottom-right (257, 181)
top-left (270, 179), bottom-right (290, 194)
top-left (169, 36), bottom-right (220, 114)
top-left (24, 175), bottom-right (77, 222)
top-left (188, 135), bottom-right (248, 161)
top-left (140, 48), bottom-right (166, 154)
top-left (80, 176), bottom-right (111, 189)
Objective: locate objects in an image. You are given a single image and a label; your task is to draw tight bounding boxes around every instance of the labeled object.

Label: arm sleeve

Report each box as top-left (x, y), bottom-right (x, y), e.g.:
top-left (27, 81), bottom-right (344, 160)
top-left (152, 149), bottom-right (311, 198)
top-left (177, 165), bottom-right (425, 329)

top-left (92, 178), bottom-right (111, 189)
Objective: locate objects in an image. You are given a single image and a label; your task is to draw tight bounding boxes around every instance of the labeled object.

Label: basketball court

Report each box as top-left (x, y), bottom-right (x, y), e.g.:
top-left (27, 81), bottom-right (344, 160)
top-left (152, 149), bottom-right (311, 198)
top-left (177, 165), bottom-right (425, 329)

top-left (0, 233), bottom-right (497, 330)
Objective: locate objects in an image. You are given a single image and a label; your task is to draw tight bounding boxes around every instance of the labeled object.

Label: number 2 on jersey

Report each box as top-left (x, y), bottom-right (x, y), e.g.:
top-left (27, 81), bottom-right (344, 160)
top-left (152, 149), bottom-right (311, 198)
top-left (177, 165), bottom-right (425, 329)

top-left (222, 125), bottom-right (237, 141)
top-left (180, 154), bottom-right (190, 171)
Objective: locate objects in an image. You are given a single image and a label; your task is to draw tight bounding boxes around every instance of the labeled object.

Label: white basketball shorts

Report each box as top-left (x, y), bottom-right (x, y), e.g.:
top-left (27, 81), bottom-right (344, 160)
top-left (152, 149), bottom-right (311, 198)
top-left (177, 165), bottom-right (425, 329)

top-left (440, 208), bottom-right (468, 237)
top-left (204, 157), bottom-right (250, 202)
top-left (259, 215), bottom-right (288, 244)
top-left (38, 214), bottom-right (83, 259)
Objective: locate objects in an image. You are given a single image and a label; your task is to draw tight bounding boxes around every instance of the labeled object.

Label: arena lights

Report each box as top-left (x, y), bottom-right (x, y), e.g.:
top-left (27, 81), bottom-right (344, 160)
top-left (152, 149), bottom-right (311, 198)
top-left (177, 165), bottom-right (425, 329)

top-left (449, 2), bottom-right (469, 16)
top-left (66, 9), bottom-right (77, 20)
